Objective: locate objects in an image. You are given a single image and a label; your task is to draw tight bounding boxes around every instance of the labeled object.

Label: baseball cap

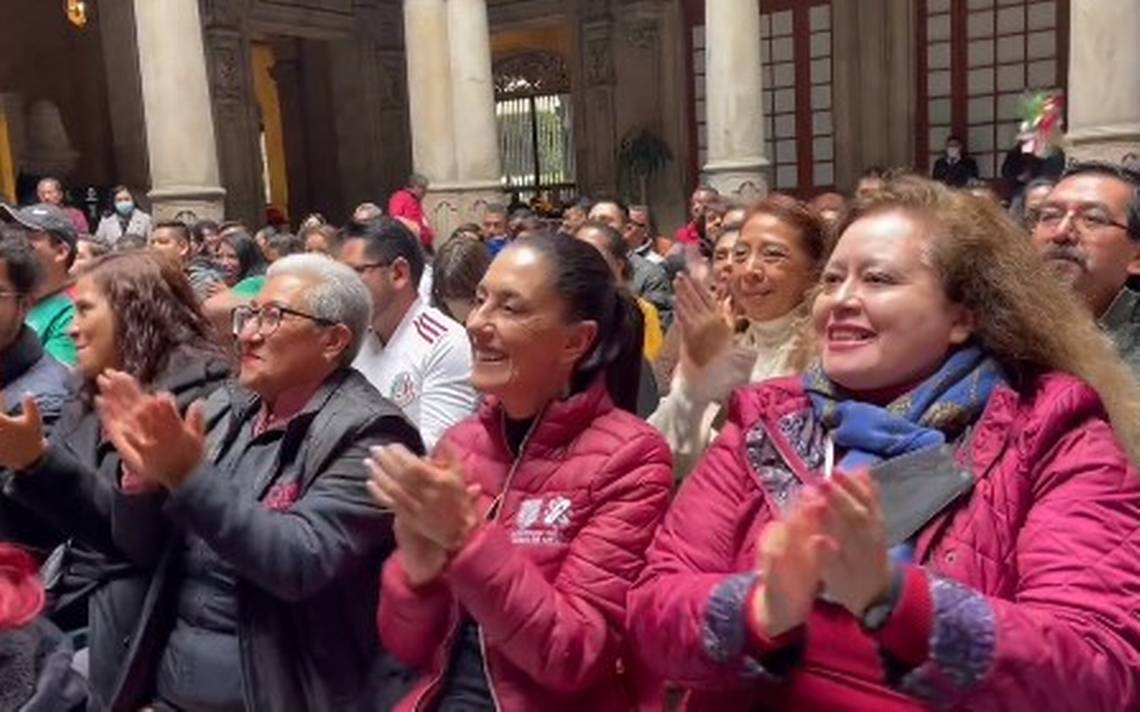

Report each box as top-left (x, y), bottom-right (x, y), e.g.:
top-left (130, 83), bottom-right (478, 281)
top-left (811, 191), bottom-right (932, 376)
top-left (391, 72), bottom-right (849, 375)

top-left (0, 202), bottom-right (78, 251)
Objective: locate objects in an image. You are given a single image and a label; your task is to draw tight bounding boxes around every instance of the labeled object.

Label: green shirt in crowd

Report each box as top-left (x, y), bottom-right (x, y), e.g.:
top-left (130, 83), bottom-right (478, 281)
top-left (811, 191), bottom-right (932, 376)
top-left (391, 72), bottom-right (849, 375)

top-left (230, 275), bottom-right (265, 301)
top-left (26, 291), bottom-right (76, 367)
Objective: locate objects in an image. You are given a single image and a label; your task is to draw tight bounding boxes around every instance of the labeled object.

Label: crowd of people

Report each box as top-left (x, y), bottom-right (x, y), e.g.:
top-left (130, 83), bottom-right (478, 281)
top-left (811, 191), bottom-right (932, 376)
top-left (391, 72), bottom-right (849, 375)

top-left (0, 155), bottom-right (1138, 712)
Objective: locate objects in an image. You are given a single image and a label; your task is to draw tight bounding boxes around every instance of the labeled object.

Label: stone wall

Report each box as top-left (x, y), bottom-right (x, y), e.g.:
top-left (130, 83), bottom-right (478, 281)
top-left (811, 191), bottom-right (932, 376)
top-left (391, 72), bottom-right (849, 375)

top-left (831, 0), bottom-right (916, 191)
top-left (0, 0), bottom-right (123, 197)
top-left (194, 0), bottom-right (411, 226)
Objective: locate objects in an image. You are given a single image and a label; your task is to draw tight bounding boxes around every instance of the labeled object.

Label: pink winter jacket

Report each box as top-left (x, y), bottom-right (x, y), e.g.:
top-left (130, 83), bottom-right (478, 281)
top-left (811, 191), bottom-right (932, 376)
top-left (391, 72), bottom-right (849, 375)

top-left (628, 372), bottom-right (1140, 711)
top-left (378, 378), bottom-right (673, 711)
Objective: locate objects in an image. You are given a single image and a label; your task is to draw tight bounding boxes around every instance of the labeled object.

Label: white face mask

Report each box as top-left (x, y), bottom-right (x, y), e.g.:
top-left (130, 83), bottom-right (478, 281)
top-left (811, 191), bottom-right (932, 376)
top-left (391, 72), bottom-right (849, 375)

top-left (946, 146), bottom-right (962, 160)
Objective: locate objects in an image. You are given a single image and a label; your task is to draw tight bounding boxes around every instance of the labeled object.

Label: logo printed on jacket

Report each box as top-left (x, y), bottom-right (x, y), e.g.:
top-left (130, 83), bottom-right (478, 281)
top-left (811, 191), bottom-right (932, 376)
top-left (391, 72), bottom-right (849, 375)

top-left (511, 496), bottom-right (572, 546)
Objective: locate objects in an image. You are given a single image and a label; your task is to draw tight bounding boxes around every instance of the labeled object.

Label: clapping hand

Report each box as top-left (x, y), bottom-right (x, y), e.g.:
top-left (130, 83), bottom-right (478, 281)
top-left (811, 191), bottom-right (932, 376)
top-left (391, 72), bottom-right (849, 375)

top-left (95, 370), bottom-right (207, 490)
top-left (366, 444), bottom-right (481, 552)
top-left (675, 272), bottom-right (735, 374)
top-left (752, 490), bottom-right (831, 637)
top-left (752, 472), bottom-right (894, 634)
top-left (391, 516), bottom-right (449, 587)
top-left (815, 471), bottom-right (893, 619)
top-left (0, 392), bottom-right (46, 471)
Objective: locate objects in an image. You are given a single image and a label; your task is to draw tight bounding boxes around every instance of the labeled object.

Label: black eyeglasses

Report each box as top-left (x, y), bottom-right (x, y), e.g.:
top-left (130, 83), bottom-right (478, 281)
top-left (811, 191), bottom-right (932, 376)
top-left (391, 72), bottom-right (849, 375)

top-left (231, 304), bottom-right (337, 337)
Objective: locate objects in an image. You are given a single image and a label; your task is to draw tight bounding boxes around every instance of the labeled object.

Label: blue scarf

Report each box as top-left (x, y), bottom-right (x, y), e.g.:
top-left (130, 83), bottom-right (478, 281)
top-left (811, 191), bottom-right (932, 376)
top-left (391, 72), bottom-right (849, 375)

top-left (804, 346), bottom-right (1005, 470)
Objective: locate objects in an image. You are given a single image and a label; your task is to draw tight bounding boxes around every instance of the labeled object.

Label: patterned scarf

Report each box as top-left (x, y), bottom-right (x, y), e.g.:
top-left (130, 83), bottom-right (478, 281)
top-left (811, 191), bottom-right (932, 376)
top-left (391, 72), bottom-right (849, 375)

top-left (804, 345), bottom-right (1005, 470)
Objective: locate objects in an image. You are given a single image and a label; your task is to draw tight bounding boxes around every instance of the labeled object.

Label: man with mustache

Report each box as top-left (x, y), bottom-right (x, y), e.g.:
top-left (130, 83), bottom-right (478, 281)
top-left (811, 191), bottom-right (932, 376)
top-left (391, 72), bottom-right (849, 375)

top-left (1031, 161), bottom-right (1140, 374)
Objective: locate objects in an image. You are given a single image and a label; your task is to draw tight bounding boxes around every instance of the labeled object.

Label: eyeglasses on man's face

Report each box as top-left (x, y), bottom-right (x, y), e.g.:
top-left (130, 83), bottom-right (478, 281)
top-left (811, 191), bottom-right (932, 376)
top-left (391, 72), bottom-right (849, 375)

top-left (1033, 204), bottom-right (1130, 234)
top-left (231, 303), bottom-right (336, 337)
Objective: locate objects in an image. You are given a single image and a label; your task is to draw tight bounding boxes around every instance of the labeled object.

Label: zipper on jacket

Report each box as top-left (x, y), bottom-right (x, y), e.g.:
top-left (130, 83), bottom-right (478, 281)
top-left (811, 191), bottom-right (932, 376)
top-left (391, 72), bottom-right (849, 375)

top-left (412, 603), bottom-right (462, 711)
top-left (478, 409), bottom-right (545, 711)
top-left (411, 408), bottom-right (545, 712)
top-left (478, 627), bottom-right (502, 711)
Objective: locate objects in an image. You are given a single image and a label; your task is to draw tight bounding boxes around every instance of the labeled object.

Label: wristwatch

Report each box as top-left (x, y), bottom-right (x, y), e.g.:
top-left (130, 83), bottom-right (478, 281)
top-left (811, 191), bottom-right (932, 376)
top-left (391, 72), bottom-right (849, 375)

top-left (860, 563), bottom-right (904, 632)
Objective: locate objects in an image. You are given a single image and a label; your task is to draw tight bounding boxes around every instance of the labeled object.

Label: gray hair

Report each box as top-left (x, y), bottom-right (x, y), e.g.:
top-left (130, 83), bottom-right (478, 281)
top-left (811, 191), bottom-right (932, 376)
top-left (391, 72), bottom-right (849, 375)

top-left (267, 253), bottom-right (373, 364)
top-left (353, 202), bottom-right (384, 223)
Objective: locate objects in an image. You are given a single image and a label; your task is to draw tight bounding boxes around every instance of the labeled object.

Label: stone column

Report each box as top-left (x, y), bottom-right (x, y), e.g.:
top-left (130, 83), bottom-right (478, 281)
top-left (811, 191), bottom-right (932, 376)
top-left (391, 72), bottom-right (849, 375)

top-left (1066, 1), bottom-right (1140, 163)
top-left (446, 0), bottom-right (503, 211)
top-left (404, 0), bottom-right (503, 242)
top-left (702, 0), bottom-right (768, 198)
top-left (98, 0), bottom-right (150, 196)
top-left (403, 0), bottom-right (457, 186)
top-left (132, 0), bottom-right (225, 220)
top-left (832, 0), bottom-right (915, 191)
top-left (578, 1), bottom-right (619, 198)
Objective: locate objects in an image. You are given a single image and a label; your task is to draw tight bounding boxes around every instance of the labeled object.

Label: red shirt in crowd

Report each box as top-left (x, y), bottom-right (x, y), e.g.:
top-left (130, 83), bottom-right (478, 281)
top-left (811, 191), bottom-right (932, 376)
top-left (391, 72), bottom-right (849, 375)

top-left (673, 221), bottom-right (700, 245)
top-left (388, 188), bottom-right (435, 248)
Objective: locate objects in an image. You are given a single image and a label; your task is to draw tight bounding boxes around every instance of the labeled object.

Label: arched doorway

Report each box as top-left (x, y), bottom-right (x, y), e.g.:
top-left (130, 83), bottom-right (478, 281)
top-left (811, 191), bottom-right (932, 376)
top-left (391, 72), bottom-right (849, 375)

top-left (493, 51), bottom-right (576, 209)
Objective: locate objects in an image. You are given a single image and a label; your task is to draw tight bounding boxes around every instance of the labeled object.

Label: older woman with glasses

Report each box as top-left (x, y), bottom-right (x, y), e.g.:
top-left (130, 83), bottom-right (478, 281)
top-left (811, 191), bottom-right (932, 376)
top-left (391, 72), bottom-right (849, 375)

top-left (39, 254), bottom-right (421, 712)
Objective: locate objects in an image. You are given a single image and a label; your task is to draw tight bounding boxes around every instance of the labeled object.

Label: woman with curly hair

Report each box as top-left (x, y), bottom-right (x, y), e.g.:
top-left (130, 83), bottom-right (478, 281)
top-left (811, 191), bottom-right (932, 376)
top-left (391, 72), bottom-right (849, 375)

top-left (0, 251), bottom-right (230, 711)
top-left (629, 177), bottom-right (1140, 711)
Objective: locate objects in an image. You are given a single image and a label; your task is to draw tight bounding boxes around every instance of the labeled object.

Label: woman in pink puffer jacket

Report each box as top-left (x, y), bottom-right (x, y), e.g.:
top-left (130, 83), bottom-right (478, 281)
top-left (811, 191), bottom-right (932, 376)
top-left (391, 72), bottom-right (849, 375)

top-left (368, 233), bottom-right (672, 711)
top-left (629, 178), bottom-right (1140, 711)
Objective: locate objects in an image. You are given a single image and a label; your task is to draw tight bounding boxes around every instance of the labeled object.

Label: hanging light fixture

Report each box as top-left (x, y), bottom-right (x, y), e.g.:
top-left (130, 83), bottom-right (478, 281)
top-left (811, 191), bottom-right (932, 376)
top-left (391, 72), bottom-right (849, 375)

top-left (65, 0), bottom-right (89, 28)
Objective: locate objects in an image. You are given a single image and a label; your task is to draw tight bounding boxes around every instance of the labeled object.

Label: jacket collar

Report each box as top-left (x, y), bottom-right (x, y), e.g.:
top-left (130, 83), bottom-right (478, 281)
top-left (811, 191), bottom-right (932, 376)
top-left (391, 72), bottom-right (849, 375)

top-left (740, 376), bottom-right (1014, 561)
top-left (0, 326), bottom-right (45, 387)
top-left (1099, 286), bottom-right (1140, 349)
top-left (230, 366), bottom-right (353, 434)
top-left (153, 346), bottom-right (232, 398)
top-left (476, 376), bottom-right (614, 458)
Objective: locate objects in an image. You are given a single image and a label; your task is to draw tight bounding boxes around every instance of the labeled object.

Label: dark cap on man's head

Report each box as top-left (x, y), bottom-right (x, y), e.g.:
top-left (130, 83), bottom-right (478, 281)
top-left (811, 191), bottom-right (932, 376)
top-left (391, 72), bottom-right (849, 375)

top-left (0, 203), bottom-right (78, 250)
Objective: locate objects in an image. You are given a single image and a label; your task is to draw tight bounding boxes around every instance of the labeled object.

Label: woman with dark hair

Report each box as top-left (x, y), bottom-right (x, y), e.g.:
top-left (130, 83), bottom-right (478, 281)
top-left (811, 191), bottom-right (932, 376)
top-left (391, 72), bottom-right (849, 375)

top-left (367, 233), bottom-right (673, 711)
top-left (215, 229), bottom-right (267, 288)
top-left (0, 251), bottom-right (230, 710)
top-left (630, 177), bottom-right (1140, 710)
top-left (431, 233), bottom-right (492, 323)
top-left (94, 185), bottom-right (152, 246)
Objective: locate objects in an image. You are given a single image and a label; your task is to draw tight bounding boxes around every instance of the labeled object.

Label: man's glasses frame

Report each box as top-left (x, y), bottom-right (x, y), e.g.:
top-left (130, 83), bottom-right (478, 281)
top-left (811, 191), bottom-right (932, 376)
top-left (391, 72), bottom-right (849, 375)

top-left (1031, 205), bottom-right (1130, 234)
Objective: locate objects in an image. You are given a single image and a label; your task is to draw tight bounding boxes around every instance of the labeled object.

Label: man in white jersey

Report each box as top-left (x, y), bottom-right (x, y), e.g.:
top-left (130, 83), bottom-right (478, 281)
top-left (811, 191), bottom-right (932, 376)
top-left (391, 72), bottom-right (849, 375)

top-left (339, 218), bottom-right (477, 449)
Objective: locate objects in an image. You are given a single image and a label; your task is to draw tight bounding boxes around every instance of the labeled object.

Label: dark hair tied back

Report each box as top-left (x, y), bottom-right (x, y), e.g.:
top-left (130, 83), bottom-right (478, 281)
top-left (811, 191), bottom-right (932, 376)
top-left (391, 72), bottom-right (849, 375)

top-left (521, 233), bottom-right (644, 412)
top-left (574, 287), bottom-right (644, 412)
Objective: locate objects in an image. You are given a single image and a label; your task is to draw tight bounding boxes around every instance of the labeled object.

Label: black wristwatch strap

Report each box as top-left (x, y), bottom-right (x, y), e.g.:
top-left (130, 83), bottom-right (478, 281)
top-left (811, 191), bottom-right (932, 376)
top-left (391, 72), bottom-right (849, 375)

top-left (860, 562), bottom-right (905, 632)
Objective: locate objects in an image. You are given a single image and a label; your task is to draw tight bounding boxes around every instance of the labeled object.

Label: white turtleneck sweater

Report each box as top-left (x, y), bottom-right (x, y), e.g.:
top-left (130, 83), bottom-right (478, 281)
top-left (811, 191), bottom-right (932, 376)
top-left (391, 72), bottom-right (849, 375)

top-left (648, 310), bottom-right (801, 482)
